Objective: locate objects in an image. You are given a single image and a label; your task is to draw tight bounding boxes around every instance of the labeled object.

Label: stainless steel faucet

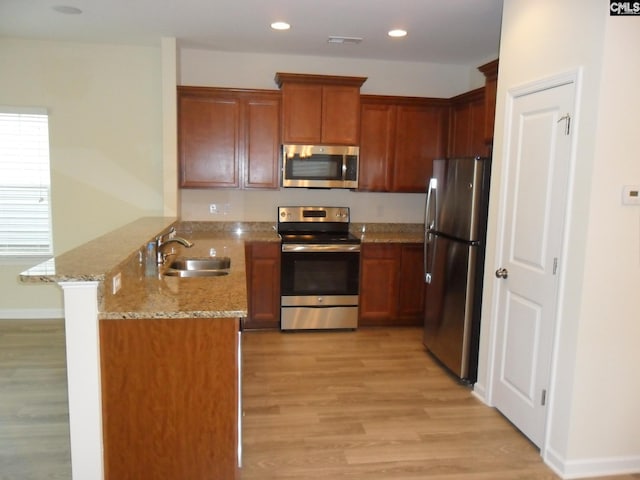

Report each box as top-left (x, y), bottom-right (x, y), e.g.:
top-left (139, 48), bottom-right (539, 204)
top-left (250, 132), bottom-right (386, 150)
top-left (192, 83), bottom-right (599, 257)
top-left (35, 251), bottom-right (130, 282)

top-left (156, 227), bottom-right (194, 264)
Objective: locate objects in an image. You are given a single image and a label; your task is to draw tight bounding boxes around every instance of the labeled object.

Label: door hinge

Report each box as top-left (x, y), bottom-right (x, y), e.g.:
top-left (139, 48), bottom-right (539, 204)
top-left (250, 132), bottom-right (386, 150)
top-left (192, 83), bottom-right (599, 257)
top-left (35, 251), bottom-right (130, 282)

top-left (558, 113), bottom-right (571, 135)
top-left (541, 389), bottom-right (547, 406)
top-left (553, 257), bottom-right (558, 275)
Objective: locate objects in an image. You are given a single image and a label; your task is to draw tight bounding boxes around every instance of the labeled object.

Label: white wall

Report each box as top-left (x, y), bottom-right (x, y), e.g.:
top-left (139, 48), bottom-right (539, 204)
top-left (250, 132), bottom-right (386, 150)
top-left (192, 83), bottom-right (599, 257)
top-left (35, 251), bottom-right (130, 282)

top-left (569, 14), bottom-right (640, 463)
top-left (478, 0), bottom-right (640, 476)
top-left (178, 48), bottom-right (487, 224)
top-left (179, 48), bottom-right (483, 96)
top-left (0, 38), bottom-right (164, 314)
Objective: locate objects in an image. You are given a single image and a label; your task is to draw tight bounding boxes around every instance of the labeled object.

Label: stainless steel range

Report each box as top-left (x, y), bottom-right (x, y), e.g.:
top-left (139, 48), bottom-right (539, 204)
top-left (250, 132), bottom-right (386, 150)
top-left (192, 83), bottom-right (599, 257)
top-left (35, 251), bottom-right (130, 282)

top-left (278, 206), bottom-right (360, 330)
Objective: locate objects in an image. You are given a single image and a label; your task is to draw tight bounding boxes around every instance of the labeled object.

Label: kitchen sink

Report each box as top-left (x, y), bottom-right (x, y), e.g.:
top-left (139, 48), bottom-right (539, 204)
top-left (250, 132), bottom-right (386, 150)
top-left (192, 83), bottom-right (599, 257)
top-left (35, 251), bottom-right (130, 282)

top-left (163, 257), bottom-right (231, 277)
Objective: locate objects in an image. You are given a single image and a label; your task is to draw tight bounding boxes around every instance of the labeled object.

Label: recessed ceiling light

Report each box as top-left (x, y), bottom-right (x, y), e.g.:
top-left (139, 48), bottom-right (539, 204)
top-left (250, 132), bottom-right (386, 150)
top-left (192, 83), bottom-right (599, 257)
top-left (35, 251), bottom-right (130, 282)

top-left (271, 21), bottom-right (291, 31)
top-left (388, 29), bottom-right (408, 38)
top-left (52, 5), bottom-right (83, 15)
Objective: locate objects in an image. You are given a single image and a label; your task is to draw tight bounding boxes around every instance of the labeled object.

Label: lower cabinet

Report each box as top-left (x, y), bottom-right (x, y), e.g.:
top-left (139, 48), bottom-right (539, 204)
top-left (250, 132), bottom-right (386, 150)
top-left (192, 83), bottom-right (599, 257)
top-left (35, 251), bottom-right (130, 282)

top-left (100, 317), bottom-right (241, 480)
top-left (244, 241), bottom-right (281, 330)
top-left (359, 243), bottom-right (425, 327)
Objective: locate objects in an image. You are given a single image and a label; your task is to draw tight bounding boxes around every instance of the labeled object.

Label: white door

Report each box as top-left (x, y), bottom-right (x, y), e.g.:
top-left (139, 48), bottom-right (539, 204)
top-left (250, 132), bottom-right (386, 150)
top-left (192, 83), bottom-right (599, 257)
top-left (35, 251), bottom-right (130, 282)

top-left (491, 79), bottom-right (575, 447)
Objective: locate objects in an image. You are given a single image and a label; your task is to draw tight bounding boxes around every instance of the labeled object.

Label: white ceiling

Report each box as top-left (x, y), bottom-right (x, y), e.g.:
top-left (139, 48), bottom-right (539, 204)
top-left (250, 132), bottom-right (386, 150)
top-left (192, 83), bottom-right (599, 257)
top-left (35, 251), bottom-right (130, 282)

top-left (0, 0), bottom-right (503, 65)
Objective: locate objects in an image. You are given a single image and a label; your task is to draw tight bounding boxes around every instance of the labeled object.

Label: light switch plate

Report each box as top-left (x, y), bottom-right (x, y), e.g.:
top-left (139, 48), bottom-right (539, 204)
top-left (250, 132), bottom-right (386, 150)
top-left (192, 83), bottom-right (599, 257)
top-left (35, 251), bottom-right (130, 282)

top-left (622, 185), bottom-right (640, 205)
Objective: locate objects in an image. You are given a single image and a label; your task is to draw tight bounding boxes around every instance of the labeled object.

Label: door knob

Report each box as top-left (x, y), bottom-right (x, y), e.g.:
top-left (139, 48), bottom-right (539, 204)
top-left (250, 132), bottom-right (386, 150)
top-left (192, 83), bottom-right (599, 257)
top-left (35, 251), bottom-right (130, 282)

top-left (495, 267), bottom-right (509, 279)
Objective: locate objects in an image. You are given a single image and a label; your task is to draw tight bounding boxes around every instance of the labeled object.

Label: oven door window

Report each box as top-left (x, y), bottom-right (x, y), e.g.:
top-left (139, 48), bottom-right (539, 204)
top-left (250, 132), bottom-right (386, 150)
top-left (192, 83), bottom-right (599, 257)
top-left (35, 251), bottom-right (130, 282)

top-left (281, 251), bottom-right (359, 296)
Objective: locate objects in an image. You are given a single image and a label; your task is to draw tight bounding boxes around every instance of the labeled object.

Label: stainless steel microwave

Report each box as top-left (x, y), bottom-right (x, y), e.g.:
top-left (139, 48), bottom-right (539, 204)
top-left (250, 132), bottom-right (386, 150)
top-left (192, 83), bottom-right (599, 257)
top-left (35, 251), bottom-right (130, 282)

top-left (282, 145), bottom-right (359, 189)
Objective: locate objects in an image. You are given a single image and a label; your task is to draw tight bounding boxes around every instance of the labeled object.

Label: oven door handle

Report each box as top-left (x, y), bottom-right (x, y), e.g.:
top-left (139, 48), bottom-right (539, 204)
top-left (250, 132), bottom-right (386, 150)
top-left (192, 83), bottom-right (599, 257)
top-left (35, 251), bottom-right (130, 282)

top-left (281, 244), bottom-right (361, 253)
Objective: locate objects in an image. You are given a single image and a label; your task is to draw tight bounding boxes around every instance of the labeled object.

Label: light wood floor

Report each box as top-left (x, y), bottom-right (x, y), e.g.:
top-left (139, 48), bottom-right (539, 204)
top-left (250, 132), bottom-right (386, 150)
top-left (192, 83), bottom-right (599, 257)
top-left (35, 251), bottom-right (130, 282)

top-left (241, 327), bottom-right (640, 480)
top-left (1, 321), bottom-right (638, 480)
top-left (0, 319), bottom-right (71, 480)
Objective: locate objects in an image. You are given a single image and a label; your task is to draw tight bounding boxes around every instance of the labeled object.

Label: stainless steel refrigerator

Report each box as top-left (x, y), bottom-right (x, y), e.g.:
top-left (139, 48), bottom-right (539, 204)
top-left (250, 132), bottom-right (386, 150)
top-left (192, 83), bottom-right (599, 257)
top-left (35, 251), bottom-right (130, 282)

top-left (423, 157), bottom-right (491, 384)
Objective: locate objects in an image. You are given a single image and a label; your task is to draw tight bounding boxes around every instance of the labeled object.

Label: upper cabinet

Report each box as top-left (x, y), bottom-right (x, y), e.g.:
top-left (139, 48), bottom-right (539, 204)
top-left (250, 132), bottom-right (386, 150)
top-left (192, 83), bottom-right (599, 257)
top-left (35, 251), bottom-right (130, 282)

top-left (359, 96), bottom-right (449, 193)
top-left (448, 87), bottom-right (487, 158)
top-left (275, 73), bottom-right (367, 145)
top-left (178, 86), bottom-right (280, 189)
top-left (478, 59), bottom-right (499, 149)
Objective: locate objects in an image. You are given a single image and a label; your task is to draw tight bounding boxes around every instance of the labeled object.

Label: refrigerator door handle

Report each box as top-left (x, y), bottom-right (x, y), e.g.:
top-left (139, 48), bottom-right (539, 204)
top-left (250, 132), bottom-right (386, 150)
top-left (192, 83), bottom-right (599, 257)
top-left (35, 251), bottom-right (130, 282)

top-left (424, 178), bottom-right (438, 283)
top-left (425, 232), bottom-right (438, 284)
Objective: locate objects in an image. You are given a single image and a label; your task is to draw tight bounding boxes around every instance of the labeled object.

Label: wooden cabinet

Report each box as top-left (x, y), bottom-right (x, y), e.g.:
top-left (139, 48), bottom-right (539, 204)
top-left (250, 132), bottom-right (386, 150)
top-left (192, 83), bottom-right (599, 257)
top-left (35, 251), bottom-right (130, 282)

top-left (359, 96), bottom-right (449, 192)
top-left (478, 59), bottom-right (499, 148)
top-left (359, 243), bottom-right (399, 325)
top-left (359, 243), bottom-right (424, 326)
top-left (275, 73), bottom-right (367, 145)
top-left (448, 87), bottom-right (487, 158)
top-left (358, 102), bottom-right (395, 191)
top-left (178, 87), bottom-right (280, 189)
top-left (244, 241), bottom-right (281, 330)
top-left (100, 317), bottom-right (240, 480)
top-left (397, 243), bottom-right (426, 322)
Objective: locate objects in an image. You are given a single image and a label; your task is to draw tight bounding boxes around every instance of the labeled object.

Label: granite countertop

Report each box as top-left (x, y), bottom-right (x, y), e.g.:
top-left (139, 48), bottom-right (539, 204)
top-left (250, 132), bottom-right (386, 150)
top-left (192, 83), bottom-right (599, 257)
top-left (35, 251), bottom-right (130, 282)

top-left (350, 223), bottom-right (424, 243)
top-left (20, 218), bottom-right (280, 320)
top-left (20, 217), bottom-right (421, 320)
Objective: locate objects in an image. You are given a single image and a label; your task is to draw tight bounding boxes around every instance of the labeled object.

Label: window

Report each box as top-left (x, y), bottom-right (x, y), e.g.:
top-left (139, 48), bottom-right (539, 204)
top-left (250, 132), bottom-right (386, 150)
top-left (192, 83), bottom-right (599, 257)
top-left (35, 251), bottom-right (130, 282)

top-left (0, 107), bottom-right (52, 256)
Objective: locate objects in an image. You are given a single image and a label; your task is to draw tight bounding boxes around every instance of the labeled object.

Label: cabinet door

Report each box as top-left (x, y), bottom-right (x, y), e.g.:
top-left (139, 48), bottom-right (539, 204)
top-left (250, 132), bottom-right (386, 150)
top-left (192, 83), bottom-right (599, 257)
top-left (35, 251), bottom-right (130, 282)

top-left (396, 244), bottom-right (425, 325)
top-left (359, 102), bottom-right (396, 191)
top-left (179, 93), bottom-right (240, 188)
top-left (281, 83), bottom-right (322, 143)
top-left (449, 101), bottom-right (473, 157)
top-left (244, 242), bottom-right (281, 329)
top-left (449, 90), bottom-right (486, 158)
top-left (478, 59), bottom-right (499, 146)
top-left (392, 104), bottom-right (448, 192)
top-left (469, 97), bottom-right (487, 156)
top-left (359, 244), bottom-right (399, 326)
top-left (243, 94), bottom-right (281, 189)
top-left (321, 84), bottom-right (361, 145)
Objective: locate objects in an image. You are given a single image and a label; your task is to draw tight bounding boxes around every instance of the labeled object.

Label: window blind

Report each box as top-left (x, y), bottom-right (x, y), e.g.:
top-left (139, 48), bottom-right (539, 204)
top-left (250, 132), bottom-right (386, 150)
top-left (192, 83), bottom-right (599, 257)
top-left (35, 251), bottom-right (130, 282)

top-left (0, 107), bottom-right (53, 256)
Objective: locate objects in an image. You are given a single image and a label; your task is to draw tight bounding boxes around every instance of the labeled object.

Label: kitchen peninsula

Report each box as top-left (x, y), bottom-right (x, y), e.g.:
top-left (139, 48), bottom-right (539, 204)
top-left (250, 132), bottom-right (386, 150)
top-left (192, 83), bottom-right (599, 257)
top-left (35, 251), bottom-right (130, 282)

top-left (20, 217), bottom-right (279, 480)
top-left (19, 216), bottom-right (424, 479)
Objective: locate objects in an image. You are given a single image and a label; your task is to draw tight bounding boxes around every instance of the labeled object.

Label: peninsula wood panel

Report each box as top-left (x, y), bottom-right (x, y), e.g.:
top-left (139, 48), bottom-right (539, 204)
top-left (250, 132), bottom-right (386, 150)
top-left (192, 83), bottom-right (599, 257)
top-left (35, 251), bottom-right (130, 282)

top-left (100, 317), bottom-right (239, 480)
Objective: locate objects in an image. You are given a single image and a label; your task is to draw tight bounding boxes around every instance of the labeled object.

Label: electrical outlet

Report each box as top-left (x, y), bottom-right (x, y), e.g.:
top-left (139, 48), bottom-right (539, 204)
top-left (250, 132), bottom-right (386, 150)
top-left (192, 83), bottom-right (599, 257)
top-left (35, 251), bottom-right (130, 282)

top-left (209, 204), bottom-right (218, 214)
top-left (112, 272), bottom-right (122, 294)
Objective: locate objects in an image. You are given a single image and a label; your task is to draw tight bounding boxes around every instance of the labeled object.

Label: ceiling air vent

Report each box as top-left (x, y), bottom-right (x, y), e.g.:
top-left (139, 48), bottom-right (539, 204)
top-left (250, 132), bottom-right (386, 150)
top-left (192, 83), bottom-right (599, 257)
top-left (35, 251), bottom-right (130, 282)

top-left (327, 36), bottom-right (363, 45)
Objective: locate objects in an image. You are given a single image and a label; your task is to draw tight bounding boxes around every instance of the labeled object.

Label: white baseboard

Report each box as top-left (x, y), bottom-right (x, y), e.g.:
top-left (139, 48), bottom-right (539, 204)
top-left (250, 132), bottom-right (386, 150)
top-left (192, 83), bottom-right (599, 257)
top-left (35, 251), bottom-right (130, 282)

top-left (0, 308), bottom-right (64, 320)
top-left (472, 381), bottom-right (489, 404)
top-left (545, 446), bottom-right (640, 479)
